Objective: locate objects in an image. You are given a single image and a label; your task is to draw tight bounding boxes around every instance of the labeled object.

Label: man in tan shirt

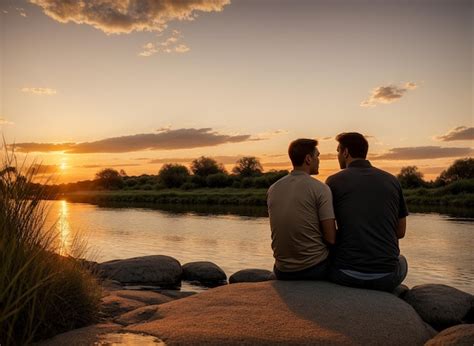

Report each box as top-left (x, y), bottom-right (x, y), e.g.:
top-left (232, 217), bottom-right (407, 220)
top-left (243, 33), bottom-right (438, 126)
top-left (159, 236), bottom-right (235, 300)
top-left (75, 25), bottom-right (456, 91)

top-left (267, 138), bottom-right (337, 280)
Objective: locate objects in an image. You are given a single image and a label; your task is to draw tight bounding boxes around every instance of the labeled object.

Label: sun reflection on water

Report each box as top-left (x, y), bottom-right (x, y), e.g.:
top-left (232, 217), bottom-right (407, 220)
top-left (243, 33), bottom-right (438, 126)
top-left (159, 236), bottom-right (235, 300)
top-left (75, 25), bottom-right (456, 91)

top-left (57, 200), bottom-right (71, 255)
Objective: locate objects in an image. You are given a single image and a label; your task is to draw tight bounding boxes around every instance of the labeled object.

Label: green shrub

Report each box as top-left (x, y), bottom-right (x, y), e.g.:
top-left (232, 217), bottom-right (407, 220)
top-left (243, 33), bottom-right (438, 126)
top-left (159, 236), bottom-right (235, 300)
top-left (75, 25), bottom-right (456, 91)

top-left (206, 173), bottom-right (231, 188)
top-left (0, 151), bottom-right (101, 345)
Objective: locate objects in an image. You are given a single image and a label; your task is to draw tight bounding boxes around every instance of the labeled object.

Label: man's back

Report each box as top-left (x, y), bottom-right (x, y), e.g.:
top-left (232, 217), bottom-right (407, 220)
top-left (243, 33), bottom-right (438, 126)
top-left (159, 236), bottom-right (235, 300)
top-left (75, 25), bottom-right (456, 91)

top-left (326, 160), bottom-right (408, 273)
top-left (268, 171), bottom-right (334, 272)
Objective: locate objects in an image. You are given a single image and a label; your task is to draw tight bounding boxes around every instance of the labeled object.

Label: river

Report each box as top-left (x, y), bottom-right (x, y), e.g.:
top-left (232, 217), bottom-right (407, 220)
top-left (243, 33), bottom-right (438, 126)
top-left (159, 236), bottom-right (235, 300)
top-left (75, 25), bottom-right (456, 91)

top-left (45, 201), bottom-right (473, 294)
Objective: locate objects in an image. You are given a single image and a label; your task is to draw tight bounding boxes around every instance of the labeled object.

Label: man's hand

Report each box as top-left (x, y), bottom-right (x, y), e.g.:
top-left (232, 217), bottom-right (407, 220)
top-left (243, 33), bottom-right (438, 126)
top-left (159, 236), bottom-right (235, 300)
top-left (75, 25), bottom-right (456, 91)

top-left (321, 218), bottom-right (337, 245)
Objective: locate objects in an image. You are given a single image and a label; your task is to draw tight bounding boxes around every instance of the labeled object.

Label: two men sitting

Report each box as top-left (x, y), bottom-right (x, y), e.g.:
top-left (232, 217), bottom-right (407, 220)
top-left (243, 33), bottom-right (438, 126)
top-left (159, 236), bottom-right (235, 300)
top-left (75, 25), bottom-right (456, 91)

top-left (267, 133), bottom-right (408, 291)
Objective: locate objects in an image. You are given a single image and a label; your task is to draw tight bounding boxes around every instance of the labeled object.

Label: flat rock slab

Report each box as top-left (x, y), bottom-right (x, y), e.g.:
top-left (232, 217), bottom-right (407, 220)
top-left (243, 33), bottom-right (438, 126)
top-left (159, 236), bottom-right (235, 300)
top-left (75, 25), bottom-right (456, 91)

top-left (182, 261), bottom-right (227, 285)
top-left (229, 268), bottom-right (275, 283)
top-left (98, 255), bottom-right (182, 287)
top-left (127, 280), bottom-right (435, 345)
top-left (101, 294), bottom-right (146, 317)
top-left (425, 324), bottom-right (474, 346)
top-left (403, 284), bottom-right (474, 330)
top-left (113, 290), bottom-right (173, 305)
top-left (115, 305), bottom-right (162, 326)
top-left (38, 323), bottom-right (123, 346)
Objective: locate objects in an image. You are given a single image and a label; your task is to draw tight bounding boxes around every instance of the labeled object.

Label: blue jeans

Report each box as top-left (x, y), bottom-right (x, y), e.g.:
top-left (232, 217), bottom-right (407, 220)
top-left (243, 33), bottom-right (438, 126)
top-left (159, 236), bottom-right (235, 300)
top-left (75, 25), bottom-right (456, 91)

top-left (329, 255), bottom-right (408, 292)
top-left (274, 258), bottom-right (329, 280)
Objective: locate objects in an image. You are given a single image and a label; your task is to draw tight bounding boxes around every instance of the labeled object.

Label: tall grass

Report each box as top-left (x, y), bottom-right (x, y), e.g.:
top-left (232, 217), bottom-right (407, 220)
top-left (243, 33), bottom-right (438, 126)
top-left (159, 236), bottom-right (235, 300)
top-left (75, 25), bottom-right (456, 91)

top-left (0, 148), bottom-right (101, 345)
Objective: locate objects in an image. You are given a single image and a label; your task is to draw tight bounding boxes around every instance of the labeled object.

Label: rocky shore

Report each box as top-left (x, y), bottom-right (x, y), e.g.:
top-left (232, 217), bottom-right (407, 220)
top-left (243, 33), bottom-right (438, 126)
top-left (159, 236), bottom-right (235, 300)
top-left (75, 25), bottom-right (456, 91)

top-left (40, 255), bottom-right (474, 345)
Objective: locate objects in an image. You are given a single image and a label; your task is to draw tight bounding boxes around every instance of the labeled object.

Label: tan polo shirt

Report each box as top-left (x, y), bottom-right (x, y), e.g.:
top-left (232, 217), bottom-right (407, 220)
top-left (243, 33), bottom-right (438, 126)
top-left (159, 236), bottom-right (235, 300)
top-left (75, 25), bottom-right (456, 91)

top-left (267, 170), bottom-right (335, 272)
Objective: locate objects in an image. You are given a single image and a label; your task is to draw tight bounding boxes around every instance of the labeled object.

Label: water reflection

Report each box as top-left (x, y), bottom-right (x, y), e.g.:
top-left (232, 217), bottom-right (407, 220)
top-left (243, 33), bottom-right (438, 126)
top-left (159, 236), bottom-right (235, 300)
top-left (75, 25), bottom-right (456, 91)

top-left (46, 201), bottom-right (474, 294)
top-left (57, 200), bottom-right (71, 255)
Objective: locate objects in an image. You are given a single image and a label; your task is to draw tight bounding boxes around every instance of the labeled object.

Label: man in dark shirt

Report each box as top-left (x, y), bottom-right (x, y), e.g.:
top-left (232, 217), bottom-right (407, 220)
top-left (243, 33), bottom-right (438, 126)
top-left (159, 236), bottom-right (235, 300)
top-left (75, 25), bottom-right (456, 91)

top-left (326, 132), bottom-right (408, 292)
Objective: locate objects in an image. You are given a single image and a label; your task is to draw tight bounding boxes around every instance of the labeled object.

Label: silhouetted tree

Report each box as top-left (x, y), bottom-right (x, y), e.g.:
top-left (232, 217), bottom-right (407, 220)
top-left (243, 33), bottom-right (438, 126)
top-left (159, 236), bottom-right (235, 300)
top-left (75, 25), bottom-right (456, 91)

top-left (95, 168), bottom-right (123, 189)
top-left (232, 157), bottom-right (263, 177)
top-left (397, 166), bottom-right (425, 189)
top-left (158, 164), bottom-right (190, 188)
top-left (436, 158), bottom-right (474, 185)
top-left (119, 169), bottom-right (127, 177)
top-left (190, 156), bottom-right (226, 176)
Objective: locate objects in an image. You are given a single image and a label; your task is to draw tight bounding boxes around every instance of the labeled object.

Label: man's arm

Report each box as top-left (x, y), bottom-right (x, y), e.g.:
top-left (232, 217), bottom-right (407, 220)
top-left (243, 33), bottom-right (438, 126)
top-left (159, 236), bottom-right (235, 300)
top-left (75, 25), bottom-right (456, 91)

top-left (321, 218), bottom-right (337, 245)
top-left (396, 217), bottom-right (406, 239)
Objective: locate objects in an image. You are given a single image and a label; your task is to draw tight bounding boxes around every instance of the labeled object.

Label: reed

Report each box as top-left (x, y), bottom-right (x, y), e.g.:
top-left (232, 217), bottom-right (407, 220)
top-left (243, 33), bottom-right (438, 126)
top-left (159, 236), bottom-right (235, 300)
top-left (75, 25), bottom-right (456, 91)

top-left (0, 147), bottom-right (101, 345)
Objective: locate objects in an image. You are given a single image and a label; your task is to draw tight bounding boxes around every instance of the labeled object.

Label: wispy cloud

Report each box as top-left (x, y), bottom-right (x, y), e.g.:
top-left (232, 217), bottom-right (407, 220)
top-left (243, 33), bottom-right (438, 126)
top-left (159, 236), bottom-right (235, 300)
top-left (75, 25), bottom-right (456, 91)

top-left (30, 0), bottom-right (230, 35)
top-left (372, 146), bottom-right (473, 160)
top-left (435, 126), bottom-right (474, 142)
top-left (0, 117), bottom-right (14, 125)
top-left (27, 164), bottom-right (59, 175)
top-left (8, 143), bottom-right (76, 152)
top-left (79, 163), bottom-right (142, 169)
top-left (149, 155), bottom-right (245, 165)
top-left (139, 29), bottom-right (190, 56)
top-left (16, 7), bottom-right (27, 17)
top-left (11, 128), bottom-right (256, 153)
top-left (361, 82), bottom-right (417, 107)
top-left (21, 87), bottom-right (57, 95)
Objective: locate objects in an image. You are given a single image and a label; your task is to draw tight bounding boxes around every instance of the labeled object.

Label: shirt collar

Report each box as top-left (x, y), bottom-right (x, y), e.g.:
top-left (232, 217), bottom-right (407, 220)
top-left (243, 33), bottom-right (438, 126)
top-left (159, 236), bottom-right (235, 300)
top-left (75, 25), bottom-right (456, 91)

top-left (290, 170), bottom-right (309, 176)
top-left (348, 159), bottom-right (372, 168)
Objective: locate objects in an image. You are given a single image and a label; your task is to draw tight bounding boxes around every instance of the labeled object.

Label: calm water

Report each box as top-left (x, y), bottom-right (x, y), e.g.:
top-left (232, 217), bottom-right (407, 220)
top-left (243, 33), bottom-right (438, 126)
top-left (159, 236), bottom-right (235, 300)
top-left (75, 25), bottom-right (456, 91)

top-left (45, 201), bottom-right (474, 294)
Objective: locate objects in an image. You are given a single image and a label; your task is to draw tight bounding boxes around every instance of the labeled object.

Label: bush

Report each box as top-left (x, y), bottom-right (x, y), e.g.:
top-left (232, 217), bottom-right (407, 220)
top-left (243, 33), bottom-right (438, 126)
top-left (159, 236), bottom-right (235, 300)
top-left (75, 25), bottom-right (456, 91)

top-left (206, 173), bottom-right (231, 188)
top-left (158, 164), bottom-right (190, 188)
top-left (0, 151), bottom-right (101, 345)
top-left (180, 182), bottom-right (198, 190)
top-left (190, 156), bottom-right (226, 176)
top-left (240, 177), bottom-right (255, 188)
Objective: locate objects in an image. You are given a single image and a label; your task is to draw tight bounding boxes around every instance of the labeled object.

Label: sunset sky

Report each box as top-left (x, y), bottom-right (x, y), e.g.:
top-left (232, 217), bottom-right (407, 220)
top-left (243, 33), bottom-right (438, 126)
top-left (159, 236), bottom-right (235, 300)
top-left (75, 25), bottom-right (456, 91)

top-left (0, 0), bottom-right (472, 183)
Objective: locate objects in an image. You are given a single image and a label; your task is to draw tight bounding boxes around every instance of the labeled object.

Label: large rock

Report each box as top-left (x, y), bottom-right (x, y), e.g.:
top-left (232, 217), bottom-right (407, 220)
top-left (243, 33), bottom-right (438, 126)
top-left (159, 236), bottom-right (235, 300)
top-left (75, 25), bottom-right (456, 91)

top-left (101, 294), bottom-right (146, 317)
top-left (98, 255), bottom-right (182, 287)
top-left (425, 324), bottom-right (474, 345)
top-left (403, 284), bottom-right (474, 330)
top-left (229, 268), bottom-right (275, 283)
top-left (39, 323), bottom-right (123, 346)
top-left (182, 261), bottom-right (227, 286)
top-left (126, 280), bottom-right (435, 345)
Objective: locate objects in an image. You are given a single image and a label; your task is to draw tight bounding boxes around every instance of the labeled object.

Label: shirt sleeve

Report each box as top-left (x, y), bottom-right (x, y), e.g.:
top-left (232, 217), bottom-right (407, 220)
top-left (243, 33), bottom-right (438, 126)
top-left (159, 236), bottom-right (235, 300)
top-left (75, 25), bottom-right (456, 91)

top-left (318, 184), bottom-right (335, 221)
top-left (397, 183), bottom-right (409, 218)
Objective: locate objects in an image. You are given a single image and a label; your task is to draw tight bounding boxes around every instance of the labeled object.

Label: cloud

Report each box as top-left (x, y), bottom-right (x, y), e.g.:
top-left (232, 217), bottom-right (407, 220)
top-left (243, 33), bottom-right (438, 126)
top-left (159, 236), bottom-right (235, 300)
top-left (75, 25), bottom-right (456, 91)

top-left (372, 146), bottom-right (473, 160)
top-left (361, 82), bottom-right (417, 107)
top-left (30, 0), bottom-right (230, 35)
top-left (27, 164), bottom-right (59, 175)
top-left (149, 155), bottom-right (244, 165)
top-left (21, 87), bottom-right (57, 95)
top-left (80, 163), bottom-right (142, 169)
top-left (435, 126), bottom-right (474, 141)
top-left (139, 29), bottom-right (190, 56)
top-left (0, 117), bottom-right (14, 125)
top-left (12, 128), bottom-right (255, 153)
top-left (15, 7), bottom-right (27, 17)
top-left (8, 142), bottom-right (76, 152)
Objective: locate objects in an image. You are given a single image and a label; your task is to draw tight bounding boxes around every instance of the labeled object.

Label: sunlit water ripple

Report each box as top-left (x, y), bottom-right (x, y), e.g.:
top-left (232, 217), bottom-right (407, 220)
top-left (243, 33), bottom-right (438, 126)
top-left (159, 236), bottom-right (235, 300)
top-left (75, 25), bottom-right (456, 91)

top-left (45, 201), bottom-right (473, 294)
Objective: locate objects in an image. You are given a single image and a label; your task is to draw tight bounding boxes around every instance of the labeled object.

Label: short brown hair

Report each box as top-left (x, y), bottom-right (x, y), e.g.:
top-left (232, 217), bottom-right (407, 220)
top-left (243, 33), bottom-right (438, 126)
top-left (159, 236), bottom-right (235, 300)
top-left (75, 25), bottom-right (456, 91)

top-left (336, 132), bottom-right (368, 159)
top-left (288, 138), bottom-right (318, 166)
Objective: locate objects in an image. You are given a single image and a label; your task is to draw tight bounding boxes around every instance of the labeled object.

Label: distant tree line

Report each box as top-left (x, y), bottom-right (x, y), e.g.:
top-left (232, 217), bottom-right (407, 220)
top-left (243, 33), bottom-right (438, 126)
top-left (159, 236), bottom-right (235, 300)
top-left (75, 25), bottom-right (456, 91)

top-left (51, 156), bottom-right (288, 192)
top-left (396, 158), bottom-right (474, 189)
top-left (40, 156), bottom-right (473, 193)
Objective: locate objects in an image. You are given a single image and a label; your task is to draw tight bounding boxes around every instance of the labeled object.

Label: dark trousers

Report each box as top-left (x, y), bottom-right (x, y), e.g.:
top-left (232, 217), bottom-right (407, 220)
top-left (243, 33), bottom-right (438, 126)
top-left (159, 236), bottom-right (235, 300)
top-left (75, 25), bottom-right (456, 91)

top-left (274, 259), bottom-right (329, 280)
top-left (329, 255), bottom-right (408, 292)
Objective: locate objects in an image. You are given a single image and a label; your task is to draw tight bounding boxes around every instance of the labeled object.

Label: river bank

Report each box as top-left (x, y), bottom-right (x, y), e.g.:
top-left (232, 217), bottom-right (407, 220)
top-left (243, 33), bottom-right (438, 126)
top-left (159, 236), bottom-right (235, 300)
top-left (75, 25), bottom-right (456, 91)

top-left (39, 255), bottom-right (474, 345)
top-left (55, 180), bottom-right (474, 208)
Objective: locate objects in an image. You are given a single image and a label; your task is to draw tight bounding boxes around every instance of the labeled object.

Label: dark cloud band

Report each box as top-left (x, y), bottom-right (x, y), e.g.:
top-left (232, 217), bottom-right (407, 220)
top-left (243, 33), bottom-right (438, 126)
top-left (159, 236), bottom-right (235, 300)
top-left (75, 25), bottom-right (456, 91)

top-left (11, 128), bottom-right (254, 153)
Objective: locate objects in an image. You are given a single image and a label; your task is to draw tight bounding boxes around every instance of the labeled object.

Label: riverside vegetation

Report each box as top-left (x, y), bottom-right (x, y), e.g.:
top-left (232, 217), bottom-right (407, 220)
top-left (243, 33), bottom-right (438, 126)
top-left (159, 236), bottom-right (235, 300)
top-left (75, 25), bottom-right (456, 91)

top-left (0, 151), bottom-right (101, 345)
top-left (43, 156), bottom-right (473, 208)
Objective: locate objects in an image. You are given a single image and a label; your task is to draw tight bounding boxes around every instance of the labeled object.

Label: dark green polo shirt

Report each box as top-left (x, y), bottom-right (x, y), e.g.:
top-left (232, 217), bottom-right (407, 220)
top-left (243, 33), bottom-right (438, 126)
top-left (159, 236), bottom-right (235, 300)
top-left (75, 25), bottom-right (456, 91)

top-left (326, 160), bottom-right (408, 273)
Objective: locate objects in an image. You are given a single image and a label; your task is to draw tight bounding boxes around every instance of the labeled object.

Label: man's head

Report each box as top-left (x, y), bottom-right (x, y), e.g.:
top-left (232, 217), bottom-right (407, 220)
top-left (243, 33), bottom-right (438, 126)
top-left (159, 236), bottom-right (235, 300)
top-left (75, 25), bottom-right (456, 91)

top-left (335, 132), bottom-right (369, 169)
top-left (288, 138), bottom-right (320, 175)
